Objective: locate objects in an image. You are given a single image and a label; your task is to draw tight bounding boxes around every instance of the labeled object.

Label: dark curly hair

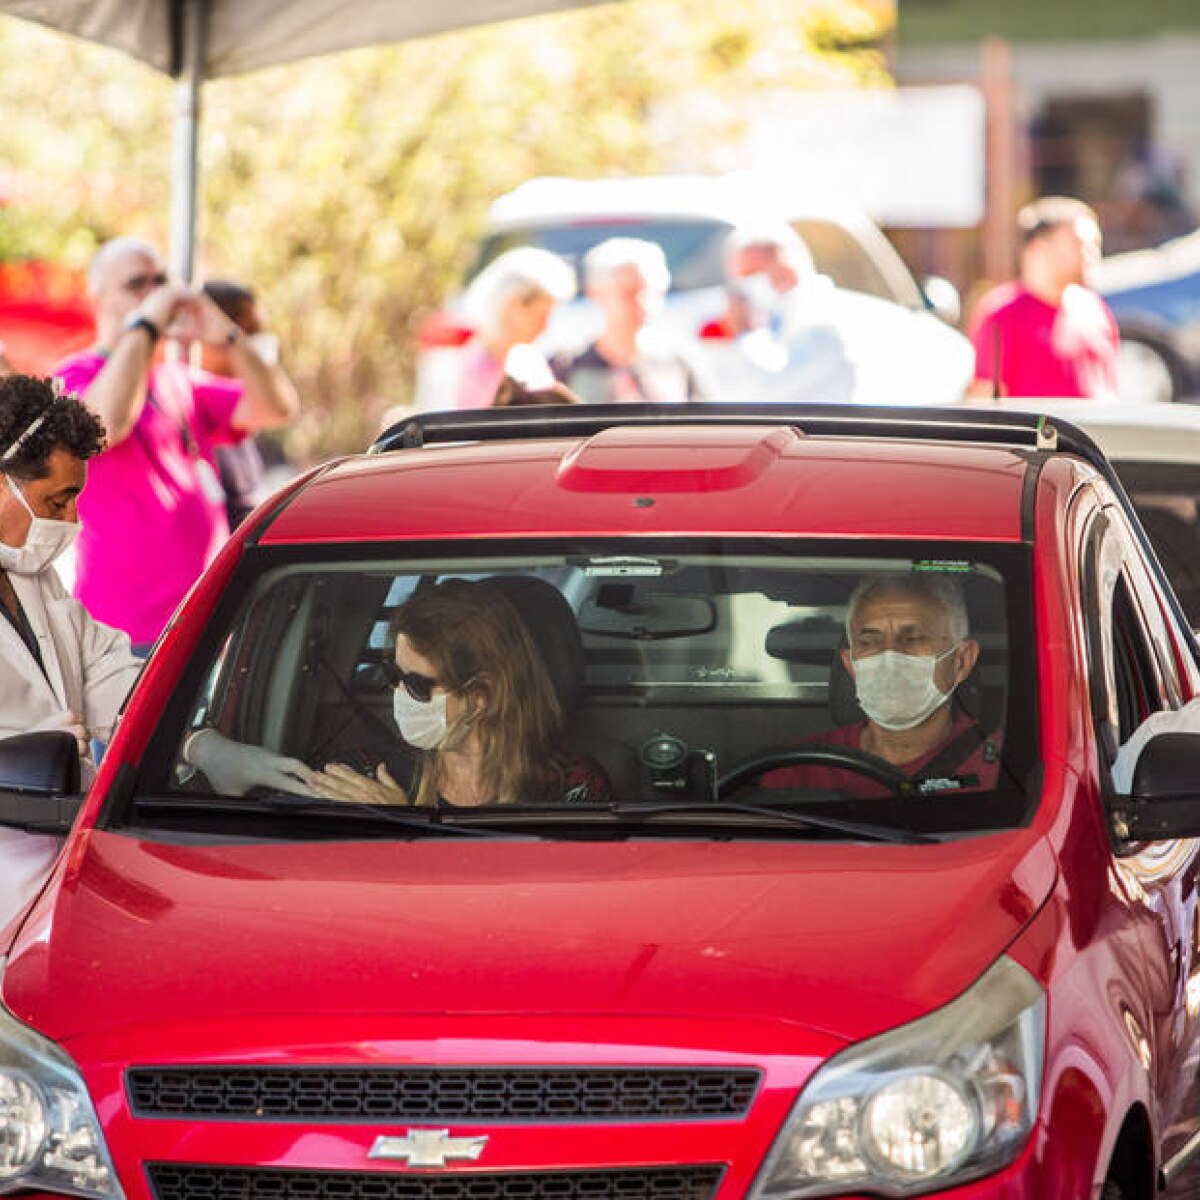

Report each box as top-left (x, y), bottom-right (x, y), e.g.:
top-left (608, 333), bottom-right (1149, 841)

top-left (0, 374), bottom-right (107, 482)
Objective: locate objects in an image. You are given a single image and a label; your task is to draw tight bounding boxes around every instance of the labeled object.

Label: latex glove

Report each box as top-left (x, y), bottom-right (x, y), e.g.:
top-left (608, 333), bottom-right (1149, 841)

top-left (184, 729), bottom-right (317, 797)
top-left (29, 709), bottom-right (89, 760)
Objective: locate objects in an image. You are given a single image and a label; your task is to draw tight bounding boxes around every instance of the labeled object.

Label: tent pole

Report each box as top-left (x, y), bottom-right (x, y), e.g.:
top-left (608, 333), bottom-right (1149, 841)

top-left (168, 0), bottom-right (208, 284)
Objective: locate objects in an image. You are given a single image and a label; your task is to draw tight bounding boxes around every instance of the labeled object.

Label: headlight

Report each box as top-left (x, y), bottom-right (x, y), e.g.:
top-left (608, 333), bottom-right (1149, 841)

top-left (0, 961), bottom-right (122, 1200)
top-left (751, 956), bottom-right (1045, 1199)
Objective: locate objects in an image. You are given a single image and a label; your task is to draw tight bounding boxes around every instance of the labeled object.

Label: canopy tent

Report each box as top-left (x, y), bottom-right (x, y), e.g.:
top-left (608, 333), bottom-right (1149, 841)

top-left (0, 0), bottom-right (611, 276)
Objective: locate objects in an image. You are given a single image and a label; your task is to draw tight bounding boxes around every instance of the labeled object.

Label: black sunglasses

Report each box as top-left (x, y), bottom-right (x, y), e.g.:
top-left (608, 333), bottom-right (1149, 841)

top-left (381, 660), bottom-right (440, 703)
top-left (121, 272), bottom-right (168, 293)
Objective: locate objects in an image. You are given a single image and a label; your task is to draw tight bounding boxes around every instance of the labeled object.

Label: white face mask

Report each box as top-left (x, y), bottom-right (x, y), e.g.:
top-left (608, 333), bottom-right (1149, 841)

top-left (736, 272), bottom-right (784, 326)
top-left (852, 645), bottom-right (960, 732)
top-left (0, 476), bottom-right (80, 576)
top-left (392, 684), bottom-right (475, 752)
top-left (393, 687), bottom-right (449, 750)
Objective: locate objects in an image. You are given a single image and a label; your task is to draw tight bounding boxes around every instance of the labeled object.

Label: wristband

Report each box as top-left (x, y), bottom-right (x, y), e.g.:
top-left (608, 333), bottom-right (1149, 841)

top-left (122, 313), bottom-right (161, 345)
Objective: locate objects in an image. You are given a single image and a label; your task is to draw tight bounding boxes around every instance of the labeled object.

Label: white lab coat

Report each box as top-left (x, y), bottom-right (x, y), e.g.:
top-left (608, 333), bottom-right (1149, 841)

top-left (0, 565), bottom-right (141, 934)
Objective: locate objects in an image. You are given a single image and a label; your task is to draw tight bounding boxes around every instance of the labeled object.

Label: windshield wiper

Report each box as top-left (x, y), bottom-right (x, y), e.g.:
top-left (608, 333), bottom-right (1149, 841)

top-left (132, 792), bottom-right (528, 838)
top-left (603, 800), bottom-right (935, 844)
top-left (132, 794), bottom-right (932, 843)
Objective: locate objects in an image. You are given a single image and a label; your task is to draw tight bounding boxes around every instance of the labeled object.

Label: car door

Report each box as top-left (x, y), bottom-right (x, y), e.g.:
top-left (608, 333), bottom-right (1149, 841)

top-left (1086, 502), bottom-right (1200, 1193)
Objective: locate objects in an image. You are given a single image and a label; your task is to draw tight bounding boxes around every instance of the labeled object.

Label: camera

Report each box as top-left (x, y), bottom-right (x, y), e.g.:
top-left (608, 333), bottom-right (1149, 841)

top-left (638, 733), bottom-right (716, 803)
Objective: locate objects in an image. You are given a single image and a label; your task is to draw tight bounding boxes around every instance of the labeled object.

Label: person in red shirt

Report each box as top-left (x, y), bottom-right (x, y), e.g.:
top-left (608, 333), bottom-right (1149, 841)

top-left (761, 574), bottom-right (999, 798)
top-left (967, 196), bottom-right (1119, 401)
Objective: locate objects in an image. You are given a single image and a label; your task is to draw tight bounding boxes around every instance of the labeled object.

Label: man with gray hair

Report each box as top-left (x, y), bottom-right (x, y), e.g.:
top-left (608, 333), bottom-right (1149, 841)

top-left (553, 237), bottom-right (700, 404)
top-left (761, 572), bottom-right (994, 796)
top-left (55, 237), bottom-right (299, 651)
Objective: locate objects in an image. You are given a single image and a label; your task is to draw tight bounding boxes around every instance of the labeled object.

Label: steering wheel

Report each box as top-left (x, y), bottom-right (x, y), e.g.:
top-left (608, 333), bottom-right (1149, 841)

top-left (718, 744), bottom-right (911, 800)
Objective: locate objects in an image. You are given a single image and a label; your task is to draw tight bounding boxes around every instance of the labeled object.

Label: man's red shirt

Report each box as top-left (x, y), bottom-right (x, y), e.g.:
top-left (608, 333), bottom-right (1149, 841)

top-left (969, 282), bottom-right (1119, 399)
top-left (759, 712), bottom-right (1000, 798)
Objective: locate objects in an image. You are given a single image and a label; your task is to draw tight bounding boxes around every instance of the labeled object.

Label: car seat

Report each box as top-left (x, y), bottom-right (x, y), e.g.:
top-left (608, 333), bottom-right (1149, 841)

top-left (487, 573), bottom-right (636, 798)
top-left (487, 575), bottom-right (585, 716)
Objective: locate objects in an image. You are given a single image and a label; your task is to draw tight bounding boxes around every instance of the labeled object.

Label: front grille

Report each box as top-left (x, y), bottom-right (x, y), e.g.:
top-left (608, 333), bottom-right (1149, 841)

top-left (146, 1164), bottom-right (724, 1200)
top-left (128, 1067), bottom-right (760, 1122)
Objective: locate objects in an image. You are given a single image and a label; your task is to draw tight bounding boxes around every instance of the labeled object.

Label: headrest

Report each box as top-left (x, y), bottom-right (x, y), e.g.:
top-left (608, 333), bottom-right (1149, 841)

top-left (764, 615), bottom-right (843, 664)
top-left (487, 575), bottom-right (585, 715)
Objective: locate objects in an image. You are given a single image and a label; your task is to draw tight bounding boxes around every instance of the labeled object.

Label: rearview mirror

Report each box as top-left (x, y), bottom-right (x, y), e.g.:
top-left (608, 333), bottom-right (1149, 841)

top-left (578, 586), bottom-right (717, 640)
top-left (922, 276), bottom-right (962, 327)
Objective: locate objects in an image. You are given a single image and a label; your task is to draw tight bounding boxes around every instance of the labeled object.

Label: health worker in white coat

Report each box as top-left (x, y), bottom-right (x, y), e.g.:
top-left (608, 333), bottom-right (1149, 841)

top-left (0, 374), bottom-right (142, 929)
top-left (0, 374), bottom-right (319, 930)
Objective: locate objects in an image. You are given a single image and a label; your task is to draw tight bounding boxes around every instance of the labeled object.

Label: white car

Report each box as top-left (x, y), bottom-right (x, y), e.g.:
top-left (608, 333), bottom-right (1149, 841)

top-left (415, 173), bottom-right (973, 409)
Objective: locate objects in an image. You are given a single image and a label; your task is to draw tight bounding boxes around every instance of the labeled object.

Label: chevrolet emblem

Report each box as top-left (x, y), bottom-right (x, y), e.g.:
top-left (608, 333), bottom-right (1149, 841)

top-left (368, 1129), bottom-right (489, 1168)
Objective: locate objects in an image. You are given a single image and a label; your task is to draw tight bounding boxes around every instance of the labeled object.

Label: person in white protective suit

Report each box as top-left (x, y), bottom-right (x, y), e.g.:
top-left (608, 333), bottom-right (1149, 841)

top-left (0, 374), bottom-right (313, 931)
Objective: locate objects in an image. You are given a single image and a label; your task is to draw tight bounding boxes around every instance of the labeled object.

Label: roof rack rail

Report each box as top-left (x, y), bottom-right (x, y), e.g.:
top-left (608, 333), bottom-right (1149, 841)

top-left (372, 402), bottom-right (1072, 457)
top-left (370, 403), bottom-right (1197, 660)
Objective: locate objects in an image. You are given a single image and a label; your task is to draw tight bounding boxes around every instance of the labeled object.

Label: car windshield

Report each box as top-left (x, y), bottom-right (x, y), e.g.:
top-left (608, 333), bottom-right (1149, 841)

top-left (123, 538), bottom-right (1037, 841)
top-left (472, 220), bottom-right (731, 294)
top-left (471, 218), bottom-right (908, 303)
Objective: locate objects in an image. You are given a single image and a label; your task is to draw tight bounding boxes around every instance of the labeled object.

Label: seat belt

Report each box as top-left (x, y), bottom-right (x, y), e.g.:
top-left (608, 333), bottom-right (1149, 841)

top-left (912, 722), bottom-right (998, 793)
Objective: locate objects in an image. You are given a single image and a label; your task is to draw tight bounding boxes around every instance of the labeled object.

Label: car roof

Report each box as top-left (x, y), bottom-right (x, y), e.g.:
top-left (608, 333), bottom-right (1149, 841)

top-left (261, 413), bottom-right (1035, 546)
top-left (486, 173), bottom-right (882, 235)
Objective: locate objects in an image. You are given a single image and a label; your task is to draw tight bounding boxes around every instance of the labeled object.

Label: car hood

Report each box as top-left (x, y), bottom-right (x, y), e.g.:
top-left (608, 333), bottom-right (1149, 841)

top-left (5, 828), bottom-right (1056, 1047)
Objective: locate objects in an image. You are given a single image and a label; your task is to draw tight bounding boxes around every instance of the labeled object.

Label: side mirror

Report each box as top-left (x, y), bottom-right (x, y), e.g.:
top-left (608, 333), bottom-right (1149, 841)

top-left (922, 276), bottom-right (962, 327)
top-left (1115, 731), bottom-right (1200, 841)
top-left (0, 731), bottom-right (83, 834)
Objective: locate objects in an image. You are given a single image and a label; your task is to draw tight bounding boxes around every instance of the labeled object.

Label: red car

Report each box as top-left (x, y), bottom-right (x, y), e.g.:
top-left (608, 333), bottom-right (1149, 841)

top-left (0, 404), bottom-right (1198, 1200)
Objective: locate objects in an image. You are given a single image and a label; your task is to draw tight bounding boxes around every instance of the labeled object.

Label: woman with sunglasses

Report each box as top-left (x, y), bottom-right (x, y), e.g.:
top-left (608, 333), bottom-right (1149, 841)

top-left (311, 578), bottom-right (611, 807)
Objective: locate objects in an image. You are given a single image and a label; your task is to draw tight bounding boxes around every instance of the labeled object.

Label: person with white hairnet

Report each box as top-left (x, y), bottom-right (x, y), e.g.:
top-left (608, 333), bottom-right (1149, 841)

top-left (552, 237), bottom-right (700, 405)
top-left (713, 222), bottom-right (856, 404)
top-left (455, 247), bottom-right (576, 410)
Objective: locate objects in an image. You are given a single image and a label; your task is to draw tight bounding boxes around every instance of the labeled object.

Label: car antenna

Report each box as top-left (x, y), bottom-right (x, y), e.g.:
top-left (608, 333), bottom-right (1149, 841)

top-left (992, 319), bottom-right (1002, 402)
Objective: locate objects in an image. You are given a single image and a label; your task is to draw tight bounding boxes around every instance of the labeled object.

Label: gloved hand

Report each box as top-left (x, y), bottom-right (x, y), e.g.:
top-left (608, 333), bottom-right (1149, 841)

top-left (183, 729), bottom-right (317, 797)
top-left (30, 709), bottom-right (89, 760)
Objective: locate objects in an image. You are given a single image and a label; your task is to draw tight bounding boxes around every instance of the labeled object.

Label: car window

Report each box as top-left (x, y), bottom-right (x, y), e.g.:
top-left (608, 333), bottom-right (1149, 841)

top-left (472, 218), bottom-right (916, 303)
top-left (1083, 515), bottom-right (1172, 766)
top-left (791, 218), bottom-right (906, 304)
top-left (1110, 459), bottom-right (1200, 632)
top-left (1109, 502), bottom-right (1186, 709)
top-left (124, 539), bottom-right (1037, 840)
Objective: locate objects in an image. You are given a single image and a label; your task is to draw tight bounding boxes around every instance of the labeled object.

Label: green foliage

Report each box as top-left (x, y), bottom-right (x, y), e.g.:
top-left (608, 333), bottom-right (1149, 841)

top-left (0, 0), bottom-right (892, 457)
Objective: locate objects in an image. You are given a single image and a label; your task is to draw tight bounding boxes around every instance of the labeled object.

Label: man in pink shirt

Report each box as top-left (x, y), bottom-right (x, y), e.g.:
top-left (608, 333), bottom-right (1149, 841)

top-left (968, 196), bottom-right (1120, 401)
top-left (56, 238), bottom-right (300, 652)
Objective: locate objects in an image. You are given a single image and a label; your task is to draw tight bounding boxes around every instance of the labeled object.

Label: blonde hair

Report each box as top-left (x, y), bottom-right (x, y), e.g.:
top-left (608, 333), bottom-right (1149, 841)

top-left (463, 248), bottom-right (576, 338)
top-left (391, 579), bottom-right (564, 805)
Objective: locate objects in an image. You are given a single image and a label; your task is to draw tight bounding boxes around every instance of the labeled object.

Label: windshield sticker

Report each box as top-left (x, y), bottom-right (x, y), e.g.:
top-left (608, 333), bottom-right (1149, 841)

top-left (912, 559), bottom-right (972, 574)
top-left (578, 557), bottom-right (667, 578)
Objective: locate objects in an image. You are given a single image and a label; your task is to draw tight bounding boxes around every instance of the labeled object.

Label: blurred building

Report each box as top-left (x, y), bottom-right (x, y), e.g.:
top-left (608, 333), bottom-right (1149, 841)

top-left (897, 0), bottom-right (1200, 295)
